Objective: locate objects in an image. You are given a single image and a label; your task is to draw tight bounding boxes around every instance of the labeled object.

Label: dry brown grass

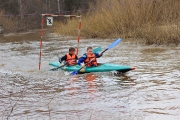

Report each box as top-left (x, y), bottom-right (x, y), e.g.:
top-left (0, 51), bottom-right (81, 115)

top-left (54, 17), bottom-right (78, 36)
top-left (0, 11), bottom-right (18, 33)
top-left (55, 0), bottom-right (180, 45)
top-left (0, 10), bottom-right (41, 33)
top-left (0, 11), bottom-right (29, 33)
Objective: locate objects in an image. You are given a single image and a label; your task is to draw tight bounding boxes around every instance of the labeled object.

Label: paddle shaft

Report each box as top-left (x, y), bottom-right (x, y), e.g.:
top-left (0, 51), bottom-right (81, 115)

top-left (50, 64), bottom-right (65, 71)
top-left (53, 65), bottom-right (63, 70)
top-left (100, 48), bottom-right (108, 55)
top-left (77, 59), bottom-right (95, 72)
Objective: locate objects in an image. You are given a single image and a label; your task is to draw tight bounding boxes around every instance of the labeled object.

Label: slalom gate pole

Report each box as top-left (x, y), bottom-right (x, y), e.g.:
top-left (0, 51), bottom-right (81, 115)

top-left (38, 16), bottom-right (44, 70)
top-left (76, 16), bottom-right (81, 55)
top-left (38, 14), bottom-right (81, 70)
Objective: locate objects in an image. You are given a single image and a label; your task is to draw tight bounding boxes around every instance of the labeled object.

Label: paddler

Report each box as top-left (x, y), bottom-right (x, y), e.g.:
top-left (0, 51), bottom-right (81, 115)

top-left (77, 46), bottom-right (103, 67)
top-left (59, 47), bottom-right (78, 66)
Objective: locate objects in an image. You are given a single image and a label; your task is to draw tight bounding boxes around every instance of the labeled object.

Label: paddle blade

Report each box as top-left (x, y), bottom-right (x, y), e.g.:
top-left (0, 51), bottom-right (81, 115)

top-left (70, 71), bottom-right (78, 75)
top-left (49, 65), bottom-right (63, 71)
top-left (50, 67), bottom-right (59, 71)
top-left (107, 38), bottom-right (121, 50)
top-left (93, 46), bottom-right (102, 53)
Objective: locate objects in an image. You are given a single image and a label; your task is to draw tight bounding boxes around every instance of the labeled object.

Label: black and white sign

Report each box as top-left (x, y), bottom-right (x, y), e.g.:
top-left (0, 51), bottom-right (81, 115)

top-left (47, 17), bottom-right (53, 26)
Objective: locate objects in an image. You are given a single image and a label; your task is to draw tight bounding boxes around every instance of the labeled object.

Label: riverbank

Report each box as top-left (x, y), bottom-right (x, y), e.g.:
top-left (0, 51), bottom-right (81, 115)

top-left (54, 0), bottom-right (180, 46)
top-left (0, 11), bottom-right (41, 33)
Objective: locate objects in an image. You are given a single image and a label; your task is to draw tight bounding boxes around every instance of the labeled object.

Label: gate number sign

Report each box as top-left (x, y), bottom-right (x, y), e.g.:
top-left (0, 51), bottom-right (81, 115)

top-left (47, 17), bottom-right (53, 26)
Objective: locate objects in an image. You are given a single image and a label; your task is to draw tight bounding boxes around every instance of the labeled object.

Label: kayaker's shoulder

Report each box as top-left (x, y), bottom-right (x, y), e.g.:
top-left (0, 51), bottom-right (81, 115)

top-left (94, 52), bottom-right (99, 55)
top-left (82, 53), bottom-right (87, 58)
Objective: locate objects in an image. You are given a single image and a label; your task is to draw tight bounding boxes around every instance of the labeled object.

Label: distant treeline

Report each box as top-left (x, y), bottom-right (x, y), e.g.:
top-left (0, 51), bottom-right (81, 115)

top-left (0, 0), bottom-right (95, 33)
top-left (1, 0), bottom-right (180, 45)
top-left (0, 0), bottom-right (96, 15)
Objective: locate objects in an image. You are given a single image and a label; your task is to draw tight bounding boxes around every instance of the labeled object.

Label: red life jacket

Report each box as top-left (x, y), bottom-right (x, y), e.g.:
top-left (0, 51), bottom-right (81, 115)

top-left (84, 53), bottom-right (97, 67)
top-left (66, 53), bottom-right (76, 66)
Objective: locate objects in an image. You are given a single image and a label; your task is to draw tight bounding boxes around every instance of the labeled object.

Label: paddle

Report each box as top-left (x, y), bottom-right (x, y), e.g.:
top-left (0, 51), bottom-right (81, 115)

top-left (70, 59), bottom-right (95, 75)
top-left (92, 46), bottom-right (102, 53)
top-left (50, 63), bottom-right (65, 71)
top-left (100, 38), bottom-right (121, 55)
top-left (70, 38), bottom-right (121, 75)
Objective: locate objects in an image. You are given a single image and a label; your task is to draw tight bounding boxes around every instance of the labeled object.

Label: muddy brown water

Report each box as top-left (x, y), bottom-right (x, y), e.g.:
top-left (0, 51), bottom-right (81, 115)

top-left (0, 31), bottom-right (180, 120)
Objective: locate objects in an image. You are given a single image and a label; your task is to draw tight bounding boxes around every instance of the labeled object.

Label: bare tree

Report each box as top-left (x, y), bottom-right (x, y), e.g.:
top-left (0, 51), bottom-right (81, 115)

top-left (18, 0), bottom-right (24, 20)
top-left (57, 0), bottom-right (60, 13)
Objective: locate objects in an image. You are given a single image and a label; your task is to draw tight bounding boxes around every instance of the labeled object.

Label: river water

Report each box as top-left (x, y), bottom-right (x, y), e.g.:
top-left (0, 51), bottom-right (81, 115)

top-left (0, 31), bottom-right (180, 120)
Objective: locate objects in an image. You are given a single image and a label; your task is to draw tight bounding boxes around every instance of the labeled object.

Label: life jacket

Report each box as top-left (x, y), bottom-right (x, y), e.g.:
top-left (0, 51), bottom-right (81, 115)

top-left (66, 53), bottom-right (76, 66)
top-left (84, 53), bottom-right (97, 67)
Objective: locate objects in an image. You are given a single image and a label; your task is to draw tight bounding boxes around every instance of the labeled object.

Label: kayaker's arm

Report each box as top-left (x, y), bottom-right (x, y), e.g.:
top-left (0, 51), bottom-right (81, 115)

top-left (95, 52), bottom-right (103, 58)
top-left (59, 55), bottom-right (67, 63)
top-left (77, 54), bottom-right (86, 65)
top-left (75, 55), bottom-right (79, 61)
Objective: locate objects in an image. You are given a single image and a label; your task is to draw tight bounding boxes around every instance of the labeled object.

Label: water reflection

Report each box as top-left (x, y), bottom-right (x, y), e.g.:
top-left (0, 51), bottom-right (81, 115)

top-left (65, 73), bottom-right (99, 101)
top-left (66, 76), bottom-right (79, 96)
top-left (84, 73), bottom-right (98, 93)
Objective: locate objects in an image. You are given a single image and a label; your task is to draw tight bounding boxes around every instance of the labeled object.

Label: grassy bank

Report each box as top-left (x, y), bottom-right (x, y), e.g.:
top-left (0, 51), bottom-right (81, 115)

top-left (55, 0), bottom-right (180, 45)
top-left (0, 10), bottom-right (41, 33)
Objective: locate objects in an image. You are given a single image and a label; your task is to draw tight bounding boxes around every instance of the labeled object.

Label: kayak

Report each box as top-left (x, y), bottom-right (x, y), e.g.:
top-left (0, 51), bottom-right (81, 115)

top-left (49, 61), bottom-right (135, 73)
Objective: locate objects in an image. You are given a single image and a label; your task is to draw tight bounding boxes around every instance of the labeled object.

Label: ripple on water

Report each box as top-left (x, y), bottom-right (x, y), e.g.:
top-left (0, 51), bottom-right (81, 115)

top-left (0, 32), bottom-right (180, 119)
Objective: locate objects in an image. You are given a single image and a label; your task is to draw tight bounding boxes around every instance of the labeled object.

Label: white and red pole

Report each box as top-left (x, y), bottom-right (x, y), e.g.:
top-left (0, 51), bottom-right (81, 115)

top-left (76, 16), bottom-right (81, 55)
top-left (38, 14), bottom-right (81, 70)
top-left (39, 16), bottom-right (44, 70)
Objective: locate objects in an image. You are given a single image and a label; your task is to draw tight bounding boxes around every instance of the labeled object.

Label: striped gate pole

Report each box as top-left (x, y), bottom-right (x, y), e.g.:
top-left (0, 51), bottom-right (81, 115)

top-left (39, 16), bottom-right (44, 70)
top-left (76, 16), bottom-right (81, 55)
top-left (39, 14), bottom-right (81, 70)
